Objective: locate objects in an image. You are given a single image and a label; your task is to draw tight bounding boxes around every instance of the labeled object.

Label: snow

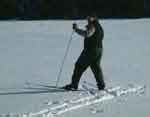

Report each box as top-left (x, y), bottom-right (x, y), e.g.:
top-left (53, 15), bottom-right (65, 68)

top-left (0, 19), bottom-right (150, 116)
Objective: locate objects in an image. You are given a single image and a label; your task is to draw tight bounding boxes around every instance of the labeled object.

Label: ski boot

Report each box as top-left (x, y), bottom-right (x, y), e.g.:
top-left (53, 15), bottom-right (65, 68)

top-left (62, 84), bottom-right (78, 91)
top-left (97, 83), bottom-right (105, 90)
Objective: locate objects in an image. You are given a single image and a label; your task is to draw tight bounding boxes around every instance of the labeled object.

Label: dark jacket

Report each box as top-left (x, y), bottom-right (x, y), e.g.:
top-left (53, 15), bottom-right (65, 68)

top-left (75, 21), bottom-right (104, 59)
top-left (84, 21), bottom-right (104, 51)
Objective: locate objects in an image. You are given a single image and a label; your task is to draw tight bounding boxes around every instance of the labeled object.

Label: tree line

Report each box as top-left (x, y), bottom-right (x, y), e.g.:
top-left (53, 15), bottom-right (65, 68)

top-left (0, 0), bottom-right (149, 20)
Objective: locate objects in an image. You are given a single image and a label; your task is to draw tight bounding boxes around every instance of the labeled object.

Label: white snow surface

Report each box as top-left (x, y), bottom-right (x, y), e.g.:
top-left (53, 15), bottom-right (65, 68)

top-left (0, 19), bottom-right (150, 117)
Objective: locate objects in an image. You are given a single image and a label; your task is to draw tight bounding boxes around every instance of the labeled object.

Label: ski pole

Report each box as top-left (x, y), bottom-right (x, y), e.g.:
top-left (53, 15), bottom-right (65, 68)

top-left (56, 31), bottom-right (74, 87)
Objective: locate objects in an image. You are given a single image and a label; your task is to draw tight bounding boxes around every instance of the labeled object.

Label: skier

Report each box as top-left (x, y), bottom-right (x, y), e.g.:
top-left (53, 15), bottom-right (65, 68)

top-left (63, 16), bottom-right (105, 91)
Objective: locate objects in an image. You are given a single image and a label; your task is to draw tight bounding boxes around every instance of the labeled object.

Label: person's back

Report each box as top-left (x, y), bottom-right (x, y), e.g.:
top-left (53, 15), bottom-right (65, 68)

top-left (93, 19), bottom-right (104, 48)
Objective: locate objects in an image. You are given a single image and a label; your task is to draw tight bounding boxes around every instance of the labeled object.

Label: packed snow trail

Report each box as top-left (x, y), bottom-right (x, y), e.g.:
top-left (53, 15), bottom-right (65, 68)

top-left (19, 83), bottom-right (145, 117)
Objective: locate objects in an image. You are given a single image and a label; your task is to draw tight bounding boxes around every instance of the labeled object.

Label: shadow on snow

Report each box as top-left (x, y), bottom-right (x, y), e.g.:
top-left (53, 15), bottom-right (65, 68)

top-left (0, 86), bottom-right (67, 95)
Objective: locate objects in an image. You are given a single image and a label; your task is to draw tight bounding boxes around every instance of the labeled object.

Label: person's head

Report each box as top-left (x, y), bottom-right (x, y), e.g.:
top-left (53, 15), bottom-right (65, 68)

top-left (87, 15), bottom-right (98, 27)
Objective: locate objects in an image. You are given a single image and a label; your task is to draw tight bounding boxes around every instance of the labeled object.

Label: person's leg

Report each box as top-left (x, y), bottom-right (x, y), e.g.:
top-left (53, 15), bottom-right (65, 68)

top-left (70, 62), bottom-right (89, 89)
top-left (64, 51), bottom-right (90, 90)
top-left (90, 54), bottom-right (105, 90)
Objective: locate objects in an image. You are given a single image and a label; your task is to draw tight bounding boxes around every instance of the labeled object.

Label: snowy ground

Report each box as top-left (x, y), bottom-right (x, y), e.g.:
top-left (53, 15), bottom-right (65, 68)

top-left (0, 19), bottom-right (150, 116)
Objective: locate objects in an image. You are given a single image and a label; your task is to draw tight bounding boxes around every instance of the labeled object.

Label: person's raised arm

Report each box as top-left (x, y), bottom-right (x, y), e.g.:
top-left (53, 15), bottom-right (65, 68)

top-left (73, 23), bottom-right (87, 37)
top-left (73, 23), bottom-right (95, 38)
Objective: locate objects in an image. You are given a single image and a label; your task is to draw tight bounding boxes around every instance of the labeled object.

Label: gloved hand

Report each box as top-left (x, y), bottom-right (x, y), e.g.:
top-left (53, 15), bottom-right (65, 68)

top-left (85, 24), bottom-right (90, 30)
top-left (72, 23), bottom-right (77, 30)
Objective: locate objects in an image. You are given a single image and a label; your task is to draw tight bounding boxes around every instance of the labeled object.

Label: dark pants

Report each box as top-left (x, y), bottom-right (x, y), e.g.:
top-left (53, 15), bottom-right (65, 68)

top-left (71, 48), bottom-right (105, 88)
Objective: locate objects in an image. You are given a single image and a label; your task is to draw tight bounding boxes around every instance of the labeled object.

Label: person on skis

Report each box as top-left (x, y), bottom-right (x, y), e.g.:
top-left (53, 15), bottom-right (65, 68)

top-left (63, 15), bottom-right (105, 91)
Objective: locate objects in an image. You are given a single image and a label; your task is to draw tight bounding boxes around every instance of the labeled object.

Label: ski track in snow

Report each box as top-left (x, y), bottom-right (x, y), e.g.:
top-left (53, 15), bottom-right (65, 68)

top-left (8, 84), bottom-right (144, 117)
